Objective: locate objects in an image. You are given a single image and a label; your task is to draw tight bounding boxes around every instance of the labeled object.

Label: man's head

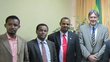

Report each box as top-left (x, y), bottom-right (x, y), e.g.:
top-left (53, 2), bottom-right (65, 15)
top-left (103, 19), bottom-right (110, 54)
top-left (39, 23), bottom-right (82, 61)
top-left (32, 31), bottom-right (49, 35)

top-left (59, 17), bottom-right (71, 33)
top-left (4, 15), bottom-right (20, 37)
top-left (88, 10), bottom-right (99, 26)
top-left (36, 23), bottom-right (48, 41)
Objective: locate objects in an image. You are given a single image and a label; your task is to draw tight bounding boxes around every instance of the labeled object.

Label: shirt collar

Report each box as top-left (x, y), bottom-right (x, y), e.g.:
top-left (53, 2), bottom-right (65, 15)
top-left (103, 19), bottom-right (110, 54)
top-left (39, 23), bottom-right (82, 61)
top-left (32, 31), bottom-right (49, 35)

top-left (7, 33), bottom-right (17, 41)
top-left (89, 23), bottom-right (98, 29)
top-left (37, 38), bottom-right (47, 44)
top-left (60, 31), bottom-right (68, 36)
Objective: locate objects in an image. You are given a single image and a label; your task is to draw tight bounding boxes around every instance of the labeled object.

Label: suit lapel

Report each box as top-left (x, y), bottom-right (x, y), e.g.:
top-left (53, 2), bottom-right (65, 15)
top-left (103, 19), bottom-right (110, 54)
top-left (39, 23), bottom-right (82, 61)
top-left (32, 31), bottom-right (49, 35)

top-left (87, 25), bottom-right (93, 46)
top-left (95, 25), bottom-right (101, 45)
top-left (33, 39), bottom-right (42, 61)
top-left (17, 36), bottom-right (22, 54)
top-left (68, 32), bottom-right (72, 47)
top-left (56, 31), bottom-right (61, 46)
top-left (67, 32), bottom-right (71, 54)
top-left (2, 34), bottom-right (12, 55)
top-left (47, 40), bottom-right (52, 61)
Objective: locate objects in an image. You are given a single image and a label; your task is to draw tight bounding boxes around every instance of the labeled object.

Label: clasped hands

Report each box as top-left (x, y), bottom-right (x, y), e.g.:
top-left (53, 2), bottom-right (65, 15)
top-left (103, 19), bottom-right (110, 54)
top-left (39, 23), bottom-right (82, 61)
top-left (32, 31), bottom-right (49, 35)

top-left (88, 55), bottom-right (98, 62)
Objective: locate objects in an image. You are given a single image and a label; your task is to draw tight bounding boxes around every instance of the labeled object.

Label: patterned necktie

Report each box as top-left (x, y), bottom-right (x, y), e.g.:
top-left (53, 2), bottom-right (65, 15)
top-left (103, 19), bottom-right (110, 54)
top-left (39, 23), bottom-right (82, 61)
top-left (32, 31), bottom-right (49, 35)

top-left (91, 27), bottom-right (95, 47)
top-left (41, 42), bottom-right (47, 62)
top-left (63, 34), bottom-right (68, 62)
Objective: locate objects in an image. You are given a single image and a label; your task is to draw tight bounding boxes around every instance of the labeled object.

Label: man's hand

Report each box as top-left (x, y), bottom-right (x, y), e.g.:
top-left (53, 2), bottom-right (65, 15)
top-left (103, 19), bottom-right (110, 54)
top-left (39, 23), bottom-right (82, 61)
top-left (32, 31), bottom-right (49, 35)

top-left (88, 55), bottom-right (98, 62)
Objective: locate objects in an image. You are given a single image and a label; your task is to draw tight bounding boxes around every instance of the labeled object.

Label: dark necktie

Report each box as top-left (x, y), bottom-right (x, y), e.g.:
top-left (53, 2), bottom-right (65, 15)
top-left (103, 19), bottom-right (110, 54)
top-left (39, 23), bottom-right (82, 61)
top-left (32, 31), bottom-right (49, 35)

top-left (41, 42), bottom-right (47, 62)
top-left (91, 27), bottom-right (95, 47)
top-left (63, 34), bottom-right (68, 62)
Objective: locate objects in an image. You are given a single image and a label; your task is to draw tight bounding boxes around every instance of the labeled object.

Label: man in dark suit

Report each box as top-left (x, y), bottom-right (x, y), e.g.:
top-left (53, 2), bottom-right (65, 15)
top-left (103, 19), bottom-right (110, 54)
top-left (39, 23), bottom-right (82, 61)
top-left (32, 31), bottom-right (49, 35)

top-left (102, 40), bottom-right (110, 62)
top-left (27, 23), bottom-right (57, 62)
top-left (48, 17), bottom-right (81, 62)
top-left (0, 15), bottom-right (29, 62)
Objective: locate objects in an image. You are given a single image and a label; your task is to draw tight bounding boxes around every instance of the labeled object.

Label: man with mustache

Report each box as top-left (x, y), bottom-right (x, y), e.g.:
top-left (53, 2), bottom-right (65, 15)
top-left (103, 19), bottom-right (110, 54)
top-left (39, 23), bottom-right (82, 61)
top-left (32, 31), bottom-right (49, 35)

top-left (48, 17), bottom-right (81, 62)
top-left (0, 15), bottom-right (29, 62)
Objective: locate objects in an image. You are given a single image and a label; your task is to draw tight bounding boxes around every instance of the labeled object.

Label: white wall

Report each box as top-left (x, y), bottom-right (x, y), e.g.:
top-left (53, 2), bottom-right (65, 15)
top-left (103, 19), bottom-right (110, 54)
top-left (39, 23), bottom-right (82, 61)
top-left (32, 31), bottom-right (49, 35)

top-left (0, 0), bottom-right (76, 40)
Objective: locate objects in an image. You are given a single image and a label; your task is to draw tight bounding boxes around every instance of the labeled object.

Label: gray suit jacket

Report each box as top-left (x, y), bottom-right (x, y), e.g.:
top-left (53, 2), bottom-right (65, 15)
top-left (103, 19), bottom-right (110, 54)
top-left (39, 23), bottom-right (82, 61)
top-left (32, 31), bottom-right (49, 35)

top-left (0, 33), bottom-right (29, 62)
top-left (79, 24), bottom-right (109, 62)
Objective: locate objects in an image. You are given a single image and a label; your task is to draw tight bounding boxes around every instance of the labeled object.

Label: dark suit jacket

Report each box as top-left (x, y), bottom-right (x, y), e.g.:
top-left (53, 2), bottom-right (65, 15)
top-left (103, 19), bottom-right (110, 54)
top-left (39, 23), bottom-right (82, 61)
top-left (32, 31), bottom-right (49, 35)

top-left (102, 40), bottom-right (110, 62)
top-left (48, 31), bottom-right (82, 62)
top-left (0, 33), bottom-right (29, 62)
top-left (27, 39), bottom-right (57, 62)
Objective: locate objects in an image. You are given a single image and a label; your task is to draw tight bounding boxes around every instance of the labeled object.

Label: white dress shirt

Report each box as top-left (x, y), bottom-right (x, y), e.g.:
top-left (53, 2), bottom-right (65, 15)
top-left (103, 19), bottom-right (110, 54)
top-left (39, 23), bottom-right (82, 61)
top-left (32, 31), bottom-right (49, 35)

top-left (90, 24), bottom-right (98, 40)
top-left (59, 31), bottom-right (68, 62)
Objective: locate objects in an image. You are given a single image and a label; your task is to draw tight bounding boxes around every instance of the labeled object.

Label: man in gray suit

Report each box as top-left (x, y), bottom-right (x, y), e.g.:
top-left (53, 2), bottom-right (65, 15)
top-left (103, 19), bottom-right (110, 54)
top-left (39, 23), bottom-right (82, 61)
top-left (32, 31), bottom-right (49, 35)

top-left (0, 15), bottom-right (29, 62)
top-left (79, 10), bottom-right (109, 62)
top-left (27, 23), bottom-right (57, 62)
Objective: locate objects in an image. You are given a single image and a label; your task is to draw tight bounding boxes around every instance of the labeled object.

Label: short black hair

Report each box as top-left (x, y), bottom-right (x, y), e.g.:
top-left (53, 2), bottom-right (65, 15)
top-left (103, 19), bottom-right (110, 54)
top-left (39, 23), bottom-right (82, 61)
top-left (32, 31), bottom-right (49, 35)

top-left (5, 15), bottom-right (20, 24)
top-left (88, 10), bottom-right (99, 17)
top-left (36, 23), bottom-right (49, 31)
top-left (60, 17), bottom-right (70, 24)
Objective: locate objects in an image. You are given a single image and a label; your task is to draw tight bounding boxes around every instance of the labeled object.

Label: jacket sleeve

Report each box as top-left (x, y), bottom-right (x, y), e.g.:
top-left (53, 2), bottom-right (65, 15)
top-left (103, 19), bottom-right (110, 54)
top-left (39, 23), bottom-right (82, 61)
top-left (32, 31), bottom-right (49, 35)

top-left (24, 42), bottom-right (30, 62)
top-left (95, 27), bottom-right (109, 59)
top-left (75, 34), bottom-right (82, 62)
top-left (79, 28), bottom-right (91, 59)
top-left (52, 42), bottom-right (58, 62)
top-left (102, 41), bottom-right (110, 62)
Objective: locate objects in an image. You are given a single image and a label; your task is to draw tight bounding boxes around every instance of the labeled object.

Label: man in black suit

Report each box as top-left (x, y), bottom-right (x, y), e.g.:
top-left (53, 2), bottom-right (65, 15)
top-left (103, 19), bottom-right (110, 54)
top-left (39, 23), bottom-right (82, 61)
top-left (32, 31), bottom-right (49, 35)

top-left (102, 40), bottom-right (110, 62)
top-left (48, 17), bottom-right (81, 62)
top-left (27, 23), bottom-right (57, 62)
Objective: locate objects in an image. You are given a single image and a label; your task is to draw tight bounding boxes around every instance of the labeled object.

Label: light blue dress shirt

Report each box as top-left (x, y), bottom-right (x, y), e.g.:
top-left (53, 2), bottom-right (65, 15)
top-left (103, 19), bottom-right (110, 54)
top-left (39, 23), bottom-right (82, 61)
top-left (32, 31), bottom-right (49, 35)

top-left (37, 38), bottom-right (51, 62)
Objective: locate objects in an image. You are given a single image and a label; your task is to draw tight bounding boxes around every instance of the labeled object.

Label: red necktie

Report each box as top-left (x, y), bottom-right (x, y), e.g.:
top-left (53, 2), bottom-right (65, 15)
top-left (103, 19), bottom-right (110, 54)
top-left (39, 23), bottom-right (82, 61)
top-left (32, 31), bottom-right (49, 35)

top-left (41, 42), bottom-right (47, 62)
top-left (63, 34), bottom-right (68, 62)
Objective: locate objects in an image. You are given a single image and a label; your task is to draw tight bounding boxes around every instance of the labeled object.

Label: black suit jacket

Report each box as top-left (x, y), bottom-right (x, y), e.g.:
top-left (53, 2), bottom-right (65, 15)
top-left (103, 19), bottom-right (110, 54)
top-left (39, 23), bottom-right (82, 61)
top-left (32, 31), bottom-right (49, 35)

top-left (102, 40), bottom-right (110, 62)
top-left (48, 31), bottom-right (82, 62)
top-left (27, 39), bottom-right (58, 62)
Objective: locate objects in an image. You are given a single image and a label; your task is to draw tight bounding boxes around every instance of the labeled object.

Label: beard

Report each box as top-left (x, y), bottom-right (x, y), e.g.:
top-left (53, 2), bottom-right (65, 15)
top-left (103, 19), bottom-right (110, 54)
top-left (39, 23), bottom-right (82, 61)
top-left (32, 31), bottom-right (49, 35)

top-left (37, 35), bottom-right (46, 41)
top-left (7, 30), bottom-right (17, 36)
top-left (61, 28), bottom-right (69, 33)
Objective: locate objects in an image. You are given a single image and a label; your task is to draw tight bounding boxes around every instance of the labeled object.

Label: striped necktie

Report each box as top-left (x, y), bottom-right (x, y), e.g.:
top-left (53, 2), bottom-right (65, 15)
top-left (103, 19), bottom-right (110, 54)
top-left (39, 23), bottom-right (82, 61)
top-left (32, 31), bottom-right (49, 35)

top-left (91, 27), bottom-right (95, 47)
